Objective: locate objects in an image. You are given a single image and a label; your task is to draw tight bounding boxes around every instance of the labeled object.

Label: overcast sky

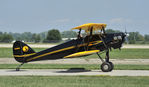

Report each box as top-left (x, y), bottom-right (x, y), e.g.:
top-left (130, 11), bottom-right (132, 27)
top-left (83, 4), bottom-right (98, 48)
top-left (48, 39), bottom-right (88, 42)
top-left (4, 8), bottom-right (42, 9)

top-left (0, 0), bottom-right (149, 34)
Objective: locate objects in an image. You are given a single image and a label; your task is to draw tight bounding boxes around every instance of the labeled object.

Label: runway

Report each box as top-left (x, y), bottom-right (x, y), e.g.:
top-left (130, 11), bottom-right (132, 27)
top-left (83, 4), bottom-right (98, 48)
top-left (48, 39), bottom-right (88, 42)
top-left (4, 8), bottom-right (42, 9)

top-left (0, 69), bottom-right (149, 76)
top-left (1, 58), bottom-right (149, 65)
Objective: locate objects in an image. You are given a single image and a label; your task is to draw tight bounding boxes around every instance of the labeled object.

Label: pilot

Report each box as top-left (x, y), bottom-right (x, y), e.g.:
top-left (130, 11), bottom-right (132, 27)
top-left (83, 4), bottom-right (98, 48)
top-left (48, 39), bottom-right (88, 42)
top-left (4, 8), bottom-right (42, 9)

top-left (77, 33), bottom-right (83, 39)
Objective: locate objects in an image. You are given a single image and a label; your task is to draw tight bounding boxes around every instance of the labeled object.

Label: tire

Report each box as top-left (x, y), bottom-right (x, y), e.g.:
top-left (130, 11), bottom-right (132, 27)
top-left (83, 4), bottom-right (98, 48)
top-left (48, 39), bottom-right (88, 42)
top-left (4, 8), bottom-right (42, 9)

top-left (16, 68), bottom-right (20, 71)
top-left (101, 62), bottom-right (112, 72)
top-left (108, 62), bottom-right (114, 71)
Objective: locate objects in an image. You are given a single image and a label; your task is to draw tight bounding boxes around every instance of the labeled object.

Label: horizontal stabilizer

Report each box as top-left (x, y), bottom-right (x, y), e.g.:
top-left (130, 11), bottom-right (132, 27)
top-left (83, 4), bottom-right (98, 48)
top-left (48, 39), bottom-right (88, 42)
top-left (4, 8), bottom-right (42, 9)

top-left (64, 50), bottom-right (99, 58)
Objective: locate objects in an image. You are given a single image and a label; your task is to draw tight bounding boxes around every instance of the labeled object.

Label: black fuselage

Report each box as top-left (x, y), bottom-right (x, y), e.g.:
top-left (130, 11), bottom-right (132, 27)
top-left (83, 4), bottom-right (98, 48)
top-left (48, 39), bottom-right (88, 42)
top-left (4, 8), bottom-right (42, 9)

top-left (23, 32), bottom-right (125, 62)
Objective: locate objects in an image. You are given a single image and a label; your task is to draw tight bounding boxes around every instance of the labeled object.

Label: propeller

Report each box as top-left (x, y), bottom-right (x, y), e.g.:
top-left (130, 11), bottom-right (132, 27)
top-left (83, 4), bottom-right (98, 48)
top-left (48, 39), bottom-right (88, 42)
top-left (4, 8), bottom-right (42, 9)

top-left (124, 29), bottom-right (129, 44)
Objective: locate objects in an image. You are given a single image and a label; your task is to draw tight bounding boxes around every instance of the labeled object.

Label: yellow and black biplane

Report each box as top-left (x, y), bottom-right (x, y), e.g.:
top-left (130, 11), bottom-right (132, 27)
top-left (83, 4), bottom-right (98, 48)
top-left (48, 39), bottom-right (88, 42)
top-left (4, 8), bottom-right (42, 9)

top-left (13, 23), bottom-right (126, 72)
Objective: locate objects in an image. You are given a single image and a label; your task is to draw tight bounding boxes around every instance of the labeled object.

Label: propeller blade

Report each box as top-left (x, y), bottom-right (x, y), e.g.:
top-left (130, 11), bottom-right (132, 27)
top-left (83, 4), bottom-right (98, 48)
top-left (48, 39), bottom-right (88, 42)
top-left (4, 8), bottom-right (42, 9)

top-left (124, 29), bottom-right (129, 44)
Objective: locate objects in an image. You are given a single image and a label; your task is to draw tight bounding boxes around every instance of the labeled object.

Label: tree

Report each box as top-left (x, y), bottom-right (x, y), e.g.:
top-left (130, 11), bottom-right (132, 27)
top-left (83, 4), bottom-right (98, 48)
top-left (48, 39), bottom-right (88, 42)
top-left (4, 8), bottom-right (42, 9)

top-left (106, 29), bottom-right (121, 33)
top-left (10, 33), bottom-right (22, 41)
top-left (61, 31), bottom-right (77, 38)
top-left (144, 34), bottom-right (149, 41)
top-left (32, 34), bottom-right (41, 43)
top-left (44, 29), bottom-right (61, 43)
top-left (128, 32), bottom-right (144, 44)
top-left (0, 32), bottom-right (3, 41)
top-left (0, 32), bottom-right (13, 43)
top-left (39, 31), bottom-right (47, 41)
top-left (0, 32), bottom-right (2, 35)
top-left (21, 32), bottom-right (33, 42)
top-left (35, 34), bottom-right (41, 43)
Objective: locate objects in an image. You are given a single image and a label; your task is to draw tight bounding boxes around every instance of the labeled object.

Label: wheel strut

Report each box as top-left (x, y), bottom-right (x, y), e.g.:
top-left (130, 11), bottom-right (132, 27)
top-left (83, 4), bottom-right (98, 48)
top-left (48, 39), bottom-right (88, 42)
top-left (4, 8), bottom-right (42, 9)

top-left (16, 63), bottom-right (24, 71)
top-left (105, 50), bottom-right (109, 62)
top-left (96, 50), bottom-right (114, 72)
top-left (96, 52), bottom-right (104, 63)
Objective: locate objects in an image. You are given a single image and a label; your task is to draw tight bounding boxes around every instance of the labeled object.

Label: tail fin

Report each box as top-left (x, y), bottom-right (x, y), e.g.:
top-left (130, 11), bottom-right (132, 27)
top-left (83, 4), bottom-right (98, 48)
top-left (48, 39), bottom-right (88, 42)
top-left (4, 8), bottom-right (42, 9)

top-left (13, 41), bottom-right (36, 63)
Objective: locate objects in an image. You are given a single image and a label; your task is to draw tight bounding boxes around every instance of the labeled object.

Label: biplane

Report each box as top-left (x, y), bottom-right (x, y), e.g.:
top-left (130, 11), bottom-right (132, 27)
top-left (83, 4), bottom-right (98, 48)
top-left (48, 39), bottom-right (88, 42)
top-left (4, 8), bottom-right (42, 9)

top-left (13, 23), bottom-right (126, 72)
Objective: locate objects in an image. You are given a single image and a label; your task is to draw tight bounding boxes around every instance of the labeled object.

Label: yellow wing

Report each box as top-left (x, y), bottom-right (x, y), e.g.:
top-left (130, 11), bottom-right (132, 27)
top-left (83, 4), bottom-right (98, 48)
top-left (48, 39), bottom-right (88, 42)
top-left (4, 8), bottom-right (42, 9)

top-left (64, 50), bottom-right (99, 58)
top-left (72, 23), bottom-right (106, 33)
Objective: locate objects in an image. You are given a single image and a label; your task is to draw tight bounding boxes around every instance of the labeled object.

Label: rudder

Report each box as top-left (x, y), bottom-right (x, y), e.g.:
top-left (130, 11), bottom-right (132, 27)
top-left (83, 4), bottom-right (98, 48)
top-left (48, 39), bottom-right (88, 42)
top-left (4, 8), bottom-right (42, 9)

top-left (13, 41), bottom-right (36, 63)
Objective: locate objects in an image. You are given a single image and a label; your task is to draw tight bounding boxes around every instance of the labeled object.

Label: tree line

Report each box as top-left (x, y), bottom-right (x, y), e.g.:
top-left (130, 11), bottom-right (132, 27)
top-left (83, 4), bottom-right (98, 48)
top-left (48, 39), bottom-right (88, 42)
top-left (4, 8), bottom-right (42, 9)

top-left (0, 29), bottom-right (77, 43)
top-left (0, 29), bottom-right (149, 44)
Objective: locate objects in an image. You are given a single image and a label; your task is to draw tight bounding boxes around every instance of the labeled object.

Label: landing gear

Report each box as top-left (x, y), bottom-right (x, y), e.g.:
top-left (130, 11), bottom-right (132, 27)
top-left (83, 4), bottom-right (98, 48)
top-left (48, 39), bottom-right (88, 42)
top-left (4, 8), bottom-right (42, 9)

top-left (101, 62), bottom-right (111, 72)
top-left (108, 61), bottom-right (114, 71)
top-left (16, 63), bottom-right (24, 71)
top-left (101, 62), bottom-right (114, 72)
top-left (97, 50), bottom-right (114, 72)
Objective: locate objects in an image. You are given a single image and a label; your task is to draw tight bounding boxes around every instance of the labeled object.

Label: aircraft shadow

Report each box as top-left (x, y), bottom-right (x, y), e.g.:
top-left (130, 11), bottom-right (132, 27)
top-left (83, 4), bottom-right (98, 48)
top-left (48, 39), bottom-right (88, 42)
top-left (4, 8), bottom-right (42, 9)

top-left (56, 68), bottom-right (91, 73)
top-left (6, 69), bottom-right (27, 72)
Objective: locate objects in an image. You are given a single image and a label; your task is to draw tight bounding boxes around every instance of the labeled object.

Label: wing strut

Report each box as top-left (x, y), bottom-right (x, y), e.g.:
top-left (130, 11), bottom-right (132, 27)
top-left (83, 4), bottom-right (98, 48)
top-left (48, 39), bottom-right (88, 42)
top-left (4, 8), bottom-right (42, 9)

top-left (77, 29), bottom-right (82, 39)
top-left (86, 27), bottom-right (93, 50)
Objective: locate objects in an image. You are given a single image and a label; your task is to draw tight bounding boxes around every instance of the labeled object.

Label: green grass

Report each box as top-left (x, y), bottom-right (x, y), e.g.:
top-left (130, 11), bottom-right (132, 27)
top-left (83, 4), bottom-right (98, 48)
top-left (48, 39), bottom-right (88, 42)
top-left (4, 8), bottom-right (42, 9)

top-left (0, 64), bottom-right (149, 70)
top-left (0, 48), bottom-right (13, 58)
top-left (85, 48), bottom-right (149, 59)
top-left (0, 76), bottom-right (149, 87)
top-left (0, 48), bottom-right (149, 59)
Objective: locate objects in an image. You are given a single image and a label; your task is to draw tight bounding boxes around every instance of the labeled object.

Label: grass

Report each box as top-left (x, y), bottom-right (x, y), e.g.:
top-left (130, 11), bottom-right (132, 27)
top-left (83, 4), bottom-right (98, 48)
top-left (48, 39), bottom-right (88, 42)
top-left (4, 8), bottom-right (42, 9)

top-left (0, 64), bottom-right (149, 70)
top-left (0, 76), bottom-right (149, 87)
top-left (85, 48), bottom-right (149, 59)
top-left (0, 48), bottom-right (13, 58)
top-left (0, 48), bottom-right (149, 59)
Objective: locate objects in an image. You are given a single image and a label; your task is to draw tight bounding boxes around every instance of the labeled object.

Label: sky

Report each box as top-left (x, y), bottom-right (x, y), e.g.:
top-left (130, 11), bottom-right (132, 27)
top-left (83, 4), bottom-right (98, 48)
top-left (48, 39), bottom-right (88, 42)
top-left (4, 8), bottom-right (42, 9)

top-left (0, 0), bottom-right (149, 35)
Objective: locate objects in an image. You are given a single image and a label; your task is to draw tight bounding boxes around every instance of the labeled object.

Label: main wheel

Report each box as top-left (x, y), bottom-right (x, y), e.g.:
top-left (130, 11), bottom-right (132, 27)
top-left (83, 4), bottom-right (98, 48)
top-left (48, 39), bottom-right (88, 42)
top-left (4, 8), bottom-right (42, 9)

top-left (101, 62), bottom-right (112, 72)
top-left (108, 62), bottom-right (114, 71)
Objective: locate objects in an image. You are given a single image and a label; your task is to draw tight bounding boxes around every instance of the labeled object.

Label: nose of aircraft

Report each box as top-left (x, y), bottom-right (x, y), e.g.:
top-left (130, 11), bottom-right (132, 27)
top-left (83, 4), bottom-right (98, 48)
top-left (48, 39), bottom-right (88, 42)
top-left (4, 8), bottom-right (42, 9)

top-left (113, 32), bottom-right (126, 41)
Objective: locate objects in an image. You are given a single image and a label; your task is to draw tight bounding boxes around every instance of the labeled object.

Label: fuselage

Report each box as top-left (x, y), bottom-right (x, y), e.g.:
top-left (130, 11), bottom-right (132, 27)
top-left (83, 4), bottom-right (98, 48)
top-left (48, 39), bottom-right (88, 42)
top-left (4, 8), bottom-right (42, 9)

top-left (24, 32), bottom-right (125, 63)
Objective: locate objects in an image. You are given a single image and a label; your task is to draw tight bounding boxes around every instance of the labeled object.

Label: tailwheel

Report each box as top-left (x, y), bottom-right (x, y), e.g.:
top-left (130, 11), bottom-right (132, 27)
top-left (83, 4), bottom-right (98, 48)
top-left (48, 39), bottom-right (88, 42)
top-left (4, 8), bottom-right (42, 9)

top-left (16, 63), bottom-right (24, 71)
top-left (101, 62), bottom-right (113, 72)
top-left (16, 68), bottom-right (20, 71)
